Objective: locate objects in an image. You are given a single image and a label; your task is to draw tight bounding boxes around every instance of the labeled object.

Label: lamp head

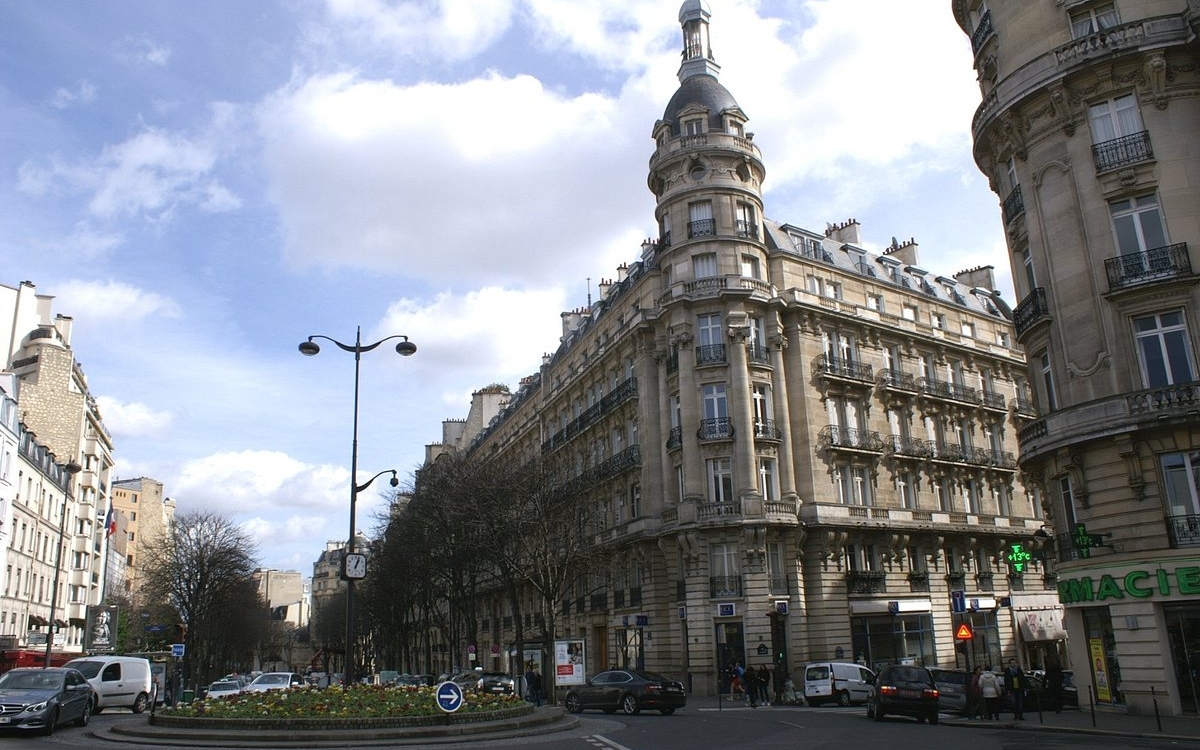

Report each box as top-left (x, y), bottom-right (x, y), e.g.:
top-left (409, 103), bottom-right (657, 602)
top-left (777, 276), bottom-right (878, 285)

top-left (389, 471), bottom-right (399, 488)
top-left (298, 340), bottom-right (320, 356)
top-left (395, 337), bottom-right (417, 356)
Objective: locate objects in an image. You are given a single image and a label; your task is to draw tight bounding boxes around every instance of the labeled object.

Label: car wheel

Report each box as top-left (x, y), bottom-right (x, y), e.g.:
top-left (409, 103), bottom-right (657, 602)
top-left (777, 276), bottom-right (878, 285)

top-left (565, 694), bottom-right (583, 714)
top-left (132, 691), bottom-right (150, 714)
top-left (660, 707), bottom-right (676, 715)
top-left (41, 708), bottom-right (58, 736)
top-left (837, 690), bottom-right (851, 707)
top-left (929, 713), bottom-right (939, 725)
top-left (872, 701), bottom-right (885, 722)
top-left (74, 699), bottom-right (92, 727)
top-left (620, 694), bottom-right (640, 715)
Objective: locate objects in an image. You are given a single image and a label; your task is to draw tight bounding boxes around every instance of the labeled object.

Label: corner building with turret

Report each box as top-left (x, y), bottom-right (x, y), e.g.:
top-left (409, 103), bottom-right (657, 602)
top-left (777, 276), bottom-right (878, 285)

top-left (437, 2), bottom-right (1055, 697)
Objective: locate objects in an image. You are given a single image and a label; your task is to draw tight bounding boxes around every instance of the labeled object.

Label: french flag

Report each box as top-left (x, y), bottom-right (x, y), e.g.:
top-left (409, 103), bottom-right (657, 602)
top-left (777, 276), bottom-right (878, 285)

top-left (104, 504), bottom-right (116, 538)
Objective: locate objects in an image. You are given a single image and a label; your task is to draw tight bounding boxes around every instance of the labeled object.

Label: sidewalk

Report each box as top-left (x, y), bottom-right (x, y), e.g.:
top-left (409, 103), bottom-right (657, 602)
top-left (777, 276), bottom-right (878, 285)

top-left (691, 694), bottom-right (1200, 742)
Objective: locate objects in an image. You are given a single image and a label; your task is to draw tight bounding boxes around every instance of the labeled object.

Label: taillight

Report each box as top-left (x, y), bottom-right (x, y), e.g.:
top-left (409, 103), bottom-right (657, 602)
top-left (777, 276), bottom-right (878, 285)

top-left (880, 685), bottom-right (897, 696)
top-left (645, 684), bottom-right (661, 691)
top-left (923, 688), bottom-right (939, 698)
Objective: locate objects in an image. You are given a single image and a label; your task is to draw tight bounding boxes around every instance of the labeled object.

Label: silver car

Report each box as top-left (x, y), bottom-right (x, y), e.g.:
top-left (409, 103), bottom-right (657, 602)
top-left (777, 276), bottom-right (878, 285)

top-left (244, 672), bottom-right (304, 693)
top-left (0, 667), bottom-right (94, 735)
top-left (205, 679), bottom-right (243, 700)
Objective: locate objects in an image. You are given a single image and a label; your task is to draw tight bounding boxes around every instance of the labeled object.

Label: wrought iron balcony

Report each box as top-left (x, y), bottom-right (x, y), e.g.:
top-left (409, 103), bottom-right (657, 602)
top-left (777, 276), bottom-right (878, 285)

top-left (1105, 243), bottom-right (1191, 290)
top-left (753, 419), bottom-right (782, 441)
top-left (1013, 287), bottom-right (1049, 337)
top-left (846, 571), bottom-right (887, 595)
top-left (735, 220), bottom-right (759, 239)
top-left (981, 390), bottom-right (1007, 410)
top-left (710, 575), bottom-right (743, 598)
top-left (768, 576), bottom-right (790, 596)
top-left (918, 378), bottom-right (980, 404)
top-left (688, 218), bottom-right (717, 238)
top-left (695, 344), bottom-right (727, 365)
top-left (880, 368), bottom-right (918, 391)
top-left (907, 571), bottom-right (930, 593)
top-left (945, 572), bottom-right (966, 589)
top-left (819, 424), bottom-right (884, 452)
top-left (1002, 184), bottom-right (1024, 224)
top-left (970, 9), bottom-right (993, 54)
top-left (884, 434), bottom-right (933, 458)
top-left (1092, 130), bottom-right (1153, 172)
top-left (1167, 514), bottom-right (1200, 548)
top-left (698, 418), bottom-right (734, 441)
top-left (814, 353), bottom-right (874, 382)
top-left (1011, 396), bottom-right (1039, 417)
top-left (747, 343), bottom-right (770, 363)
top-left (666, 350), bottom-right (679, 374)
top-left (975, 572), bottom-right (995, 592)
top-left (666, 426), bottom-right (682, 451)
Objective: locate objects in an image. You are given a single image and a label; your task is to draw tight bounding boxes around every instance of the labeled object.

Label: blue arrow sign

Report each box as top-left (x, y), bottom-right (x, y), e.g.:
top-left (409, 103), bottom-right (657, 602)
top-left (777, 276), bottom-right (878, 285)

top-left (435, 681), bottom-right (464, 713)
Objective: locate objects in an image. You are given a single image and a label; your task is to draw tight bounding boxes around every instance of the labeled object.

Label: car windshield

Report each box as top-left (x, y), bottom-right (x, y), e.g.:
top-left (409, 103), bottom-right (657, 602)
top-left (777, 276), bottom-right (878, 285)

top-left (257, 674), bottom-right (288, 685)
top-left (0, 671), bottom-right (61, 690)
top-left (65, 660), bottom-right (103, 679)
top-left (886, 667), bottom-right (929, 683)
top-left (805, 666), bottom-right (830, 680)
top-left (210, 681), bottom-right (239, 690)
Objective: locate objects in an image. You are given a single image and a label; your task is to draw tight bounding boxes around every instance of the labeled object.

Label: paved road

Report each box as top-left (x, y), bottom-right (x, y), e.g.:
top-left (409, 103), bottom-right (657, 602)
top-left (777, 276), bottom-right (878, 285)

top-left (14, 701), bottom-right (1198, 750)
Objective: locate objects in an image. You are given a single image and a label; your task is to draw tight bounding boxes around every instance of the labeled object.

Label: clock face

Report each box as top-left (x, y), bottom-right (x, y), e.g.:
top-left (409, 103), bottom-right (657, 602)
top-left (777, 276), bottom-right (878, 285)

top-left (343, 553), bottom-right (367, 580)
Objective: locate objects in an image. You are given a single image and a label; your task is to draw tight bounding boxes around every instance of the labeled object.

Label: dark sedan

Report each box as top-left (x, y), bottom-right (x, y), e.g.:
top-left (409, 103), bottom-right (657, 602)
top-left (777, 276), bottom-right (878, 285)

top-left (475, 672), bottom-right (516, 695)
top-left (564, 669), bottom-right (686, 715)
top-left (867, 665), bottom-right (939, 724)
top-left (0, 667), bottom-right (94, 735)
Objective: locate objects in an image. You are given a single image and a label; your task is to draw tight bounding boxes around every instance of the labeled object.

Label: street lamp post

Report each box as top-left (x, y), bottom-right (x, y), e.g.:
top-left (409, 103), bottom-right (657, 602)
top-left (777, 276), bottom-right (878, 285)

top-left (45, 460), bottom-right (82, 667)
top-left (299, 327), bottom-right (415, 686)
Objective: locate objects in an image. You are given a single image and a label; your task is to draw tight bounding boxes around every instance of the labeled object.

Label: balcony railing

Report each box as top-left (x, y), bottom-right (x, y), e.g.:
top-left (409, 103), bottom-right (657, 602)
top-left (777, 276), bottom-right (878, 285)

top-left (1167, 514), bottom-right (1200, 548)
top-left (695, 344), bottom-right (727, 365)
top-left (768, 576), bottom-right (790, 596)
top-left (907, 571), bottom-right (930, 593)
top-left (975, 572), bottom-right (995, 592)
top-left (1105, 243), bottom-right (1191, 290)
top-left (698, 418), bottom-right (734, 441)
top-left (946, 572), bottom-right (966, 589)
top-left (880, 369), bottom-right (918, 391)
top-left (748, 343), bottom-right (770, 363)
top-left (846, 571), bottom-right (887, 595)
top-left (1013, 287), bottom-right (1049, 337)
top-left (814, 353), bottom-right (874, 382)
top-left (1128, 382), bottom-right (1200, 416)
top-left (1011, 396), bottom-right (1039, 417)
top-left (590, 593), bottom-right (607, 612)
top-left (710, 575), bottom-right (743, 598)
top-left (666, 426), bottom-right (682, 451)
top-left (919, 378), bottom-right (980, 404)
top-left (698, 500), bottom-right (742, 521)
top-left (1002, 184), bottom-right (1024, 223)
top-left (885, 434), bottom-right (934, 459)
top-left (818, 425), bottom-right (884, 452)
top-left (1092, 130), bottom-right (1153, 172)
top-left (666, 350), bottom-right (679, 374)
top-left (970, 9), bottom-right (993, 54)
top-left (735, 220), bottom-right (759, 239)
top-left (753, 419), bottom-right (782, 441)
top-left (981, 390), bottom-right (1007, 410)
top-left (688, 218), bottom-right (717, 238)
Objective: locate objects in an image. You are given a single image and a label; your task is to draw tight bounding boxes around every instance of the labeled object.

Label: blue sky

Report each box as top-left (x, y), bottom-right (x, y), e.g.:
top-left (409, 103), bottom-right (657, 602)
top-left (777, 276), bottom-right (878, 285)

top-left (1, 1), bottom-right (1008, 573)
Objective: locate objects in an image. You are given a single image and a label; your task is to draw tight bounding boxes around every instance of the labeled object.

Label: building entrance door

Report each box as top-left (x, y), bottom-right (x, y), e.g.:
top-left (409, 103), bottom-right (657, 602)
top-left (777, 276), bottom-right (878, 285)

top-left (714, 621), bottom-right (745, 693)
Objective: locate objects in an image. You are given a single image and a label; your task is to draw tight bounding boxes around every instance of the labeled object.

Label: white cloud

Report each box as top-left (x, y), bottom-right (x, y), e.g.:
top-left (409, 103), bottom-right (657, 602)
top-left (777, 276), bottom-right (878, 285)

top-left (323, 0), bottom-right (516, 61)
top-left (94, 397), bottom-right (174, 439)
top-left (171, 451), bottom-right (341, 516)
top-left (115, 36), bottom-right (171, 67)
top-left (55, 279), bottom-right (182, 321)
top-left (49, 80), bottom-right (97, 110)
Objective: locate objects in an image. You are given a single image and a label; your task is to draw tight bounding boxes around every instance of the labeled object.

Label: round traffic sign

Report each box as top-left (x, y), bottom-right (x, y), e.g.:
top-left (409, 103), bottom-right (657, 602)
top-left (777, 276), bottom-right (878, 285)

top-left (434, 681), bottom-right (465, 713)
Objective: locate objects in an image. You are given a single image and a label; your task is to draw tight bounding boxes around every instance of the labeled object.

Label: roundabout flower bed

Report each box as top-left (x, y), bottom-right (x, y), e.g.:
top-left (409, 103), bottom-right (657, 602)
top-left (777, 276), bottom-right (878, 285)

top-left (152, 683), bottom-right (534, 731)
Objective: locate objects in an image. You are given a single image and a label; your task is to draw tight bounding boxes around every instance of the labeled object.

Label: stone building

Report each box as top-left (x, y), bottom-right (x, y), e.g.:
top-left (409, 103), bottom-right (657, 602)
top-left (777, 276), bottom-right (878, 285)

top-left (954, 0), bottom-right (1200, 716)
top-left (0, 281), bottom-right (113, 656)
top-left (429, 1), bottom-right (1053, 697)
top-left (109, 477), bottom-right (176, 599)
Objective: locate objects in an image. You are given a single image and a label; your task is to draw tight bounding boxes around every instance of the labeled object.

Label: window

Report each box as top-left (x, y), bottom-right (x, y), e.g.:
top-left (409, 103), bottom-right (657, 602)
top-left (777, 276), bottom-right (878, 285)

top-left (823, 330), bottom-right (858, 366)
top-left (692, 252), bottom-right (717, 278)
top-left (684, 118), bottom-right (704, 136)
top-left (752, 384), bottom-right (773, 434)
top-left (1058, 475), bottom-right (1079, 529)
top-left (670, 393), bottom-right (681, 428)
top-left (1039, 349), bottom-right (1058, 412)
top-left (702, 383), bottom-right (728, 420)
top-left (960, 321), bottom-right (975, 338)
top-left (707, 458), bottom-right (733, 503)
top-left (845, 543), bottom-right (878, 572)
top-left (993, 483), bottom-right (1013, 517)
top-left (934, 478), bottom-right (952, 512)
top-left (1111, 194), bottom-right (1167, 260)
top-left (741, 254), bottom-right (761, 279)
top-left (766, 542), bottom-right (787, 593)
top-left (676, 464), bottom-right (685, 503)
top-left (688, 201), bottom-right (715, 238)
top-left (866, 293), bottom-right (884, 312)
top-left (1070, 2), bottom-right (1119, 38)
top-left (931, 312), bottom-right (945, 330)
top-left (896, 471), bottom-right (918, 509)
top-left (963, 478), bottom-right (982, 514)
top-left (902, 304), bottom-right (917, 321)
top-left (710, 543), bottom-right (739, 578)
top-left (758, 458), bottom-right (778, 501)
top-left (1161, 452), bottom-right (1200, 517)
top-left (1005, 156), bottom-right (1019, 192)
top-left (835, 465), bottom-right (873, 506)
top-left (698, 312), bottom-right (722, 347)
top-left (736, 203), bottom-right (757, 238)
top-left (1089, 94), bottom-right (1140, 143)
top-left (629, 484), bottom-right (641, 519)
top-left (1020, 247), bottom-right (1037, 292)
top-left (1134, 312), bottom-right (1195, 388)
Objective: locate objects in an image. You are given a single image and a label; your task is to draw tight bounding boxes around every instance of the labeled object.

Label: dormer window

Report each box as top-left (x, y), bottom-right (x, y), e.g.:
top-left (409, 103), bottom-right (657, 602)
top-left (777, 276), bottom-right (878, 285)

top-left (1069, 2), bottom-right (1119, 39)
top-left (684, 118), bottom-right (704, 136)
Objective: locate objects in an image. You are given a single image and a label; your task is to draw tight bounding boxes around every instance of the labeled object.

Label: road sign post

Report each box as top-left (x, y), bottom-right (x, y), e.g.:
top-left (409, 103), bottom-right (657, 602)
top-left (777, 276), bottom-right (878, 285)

top-left (435, 681), bottom-right (464, 713)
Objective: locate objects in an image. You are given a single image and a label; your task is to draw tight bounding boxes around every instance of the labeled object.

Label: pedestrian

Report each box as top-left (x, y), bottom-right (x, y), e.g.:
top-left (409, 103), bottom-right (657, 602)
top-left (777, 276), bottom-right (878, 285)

top-left (735, 662), bottom-right (755, 707)
top-left (1046, 656), bottom-right (1065, 714)
top-left (773, 662), bottom-right (788, 705)
top-left (966, 666), bottom-right (981, 719)
top-left (1004, 659), bottom-right (1025, 719)
top-left (524, 666), bottom-right (541, 706)
top-left (978, 666), bottom-right (1001, 720)
top-left (757, 665), bottom-right (772, 706)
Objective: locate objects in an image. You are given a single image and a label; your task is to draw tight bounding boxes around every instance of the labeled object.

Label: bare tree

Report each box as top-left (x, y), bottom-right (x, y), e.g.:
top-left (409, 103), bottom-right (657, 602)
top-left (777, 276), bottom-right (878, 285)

top-left (138, 511), bottom-right (262, 689)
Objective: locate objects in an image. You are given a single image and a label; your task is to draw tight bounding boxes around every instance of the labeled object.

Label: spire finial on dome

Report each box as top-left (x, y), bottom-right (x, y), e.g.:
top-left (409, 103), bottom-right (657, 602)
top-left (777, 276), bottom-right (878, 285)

top-left (678, 0), bottom-right (720, 83)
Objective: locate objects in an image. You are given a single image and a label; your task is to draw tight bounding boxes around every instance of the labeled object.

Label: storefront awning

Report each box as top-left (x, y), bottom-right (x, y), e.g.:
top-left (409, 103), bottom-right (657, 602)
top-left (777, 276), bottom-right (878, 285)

top-left (27, 615), bottom-right (48, 627)
top-left (1016, 608), bottom-right (1066, 641)
top-left (53, 619), bottom-right (68, 628)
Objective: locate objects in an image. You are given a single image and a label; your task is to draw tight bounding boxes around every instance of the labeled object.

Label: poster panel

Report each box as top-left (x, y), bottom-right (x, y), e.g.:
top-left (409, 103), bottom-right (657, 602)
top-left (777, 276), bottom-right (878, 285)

top-left (554, 639), bottom-right (586, 686)
top-left (1088, 637), bottom-right (1112, 703)
top-left (84, 605), bottom-right (119, 653)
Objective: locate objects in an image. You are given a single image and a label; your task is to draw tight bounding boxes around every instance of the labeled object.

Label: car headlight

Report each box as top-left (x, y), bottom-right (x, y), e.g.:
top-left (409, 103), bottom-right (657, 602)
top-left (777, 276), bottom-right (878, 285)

top-left (24, 700), bottom-right (49, 713)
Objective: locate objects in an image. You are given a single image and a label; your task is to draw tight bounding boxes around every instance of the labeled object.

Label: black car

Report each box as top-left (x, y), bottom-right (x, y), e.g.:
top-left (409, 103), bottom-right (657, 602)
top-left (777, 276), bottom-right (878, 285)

top-left (564, 669), bottom-right (687, 715)
top-left (927, 668), bottom-right (969, 714)
top-left (475, 672), bottom-right (516, 695)
top-left (0, 667), bottom-right (94, 735)
top-left (1016, 670), bottom-right (1079, 712)
top-left (867, 665), bottom-right (940, 724)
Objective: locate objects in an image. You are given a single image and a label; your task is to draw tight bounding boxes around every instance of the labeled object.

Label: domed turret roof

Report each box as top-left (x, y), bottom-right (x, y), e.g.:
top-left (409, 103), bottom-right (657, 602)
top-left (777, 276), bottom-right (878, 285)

top-left (661, 74), bottom-right (740, 135)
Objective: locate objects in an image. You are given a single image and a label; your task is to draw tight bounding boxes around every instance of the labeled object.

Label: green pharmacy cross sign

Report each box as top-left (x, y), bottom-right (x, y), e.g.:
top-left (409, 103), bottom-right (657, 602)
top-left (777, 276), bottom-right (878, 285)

top-left (1072, 523), bottom-right (1105, 558)
top-left (1006, 544), bottom-right (1033, 573)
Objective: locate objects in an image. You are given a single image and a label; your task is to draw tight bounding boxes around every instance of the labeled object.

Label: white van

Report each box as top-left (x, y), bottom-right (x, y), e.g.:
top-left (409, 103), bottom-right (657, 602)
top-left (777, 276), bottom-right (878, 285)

top-left (64, 655), bottom-right (156, 714)
top-left (803, 661), bottom-right (875, 706)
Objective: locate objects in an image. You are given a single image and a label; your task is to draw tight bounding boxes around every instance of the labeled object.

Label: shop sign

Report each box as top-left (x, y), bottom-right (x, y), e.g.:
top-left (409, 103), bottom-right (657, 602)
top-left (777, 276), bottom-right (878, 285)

top-left (1058, 565), bottom-right (1200, 604)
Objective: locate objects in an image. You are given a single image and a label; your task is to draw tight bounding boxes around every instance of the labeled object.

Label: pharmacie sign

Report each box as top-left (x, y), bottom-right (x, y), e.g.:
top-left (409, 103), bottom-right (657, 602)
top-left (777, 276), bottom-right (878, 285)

top-left (1058, 565), bottom-right (1200, 604)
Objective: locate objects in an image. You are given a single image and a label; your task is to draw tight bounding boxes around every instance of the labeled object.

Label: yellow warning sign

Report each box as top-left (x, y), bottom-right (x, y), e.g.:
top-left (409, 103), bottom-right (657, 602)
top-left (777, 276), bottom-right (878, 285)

top-left (955, 623), bottom-right (974, 640)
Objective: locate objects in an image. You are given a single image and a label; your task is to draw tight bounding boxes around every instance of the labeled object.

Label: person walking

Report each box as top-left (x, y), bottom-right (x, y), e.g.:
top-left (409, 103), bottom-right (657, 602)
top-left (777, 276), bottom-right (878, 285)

top-left (773, 663), bottom-right (788, 706)
top-left (1046, 656), bottom-right (1065, 713)
top-left (757, 665), bottom-right (772, 706)
top-left (978, 666), bottom-right (1001, 720)
top-left (524, 667), bottom-right (542, 706)
top-left (965, 666), bottom-right (982, 719)
top-left (1004, 659), bottom-right (1026, 720)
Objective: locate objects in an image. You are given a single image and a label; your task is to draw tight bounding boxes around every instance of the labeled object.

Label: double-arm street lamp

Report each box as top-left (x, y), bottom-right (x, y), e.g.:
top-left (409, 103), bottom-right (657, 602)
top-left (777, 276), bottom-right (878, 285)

top-left (45, 460), bottom-right (81, 667)
top-left (299, 327), bottom-right (415, 686)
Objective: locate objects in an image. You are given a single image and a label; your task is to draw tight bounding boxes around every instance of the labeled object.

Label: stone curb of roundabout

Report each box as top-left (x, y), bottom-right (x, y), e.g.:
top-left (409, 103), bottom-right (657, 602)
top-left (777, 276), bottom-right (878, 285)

top-left (93, 705), bottom-right (575, 747)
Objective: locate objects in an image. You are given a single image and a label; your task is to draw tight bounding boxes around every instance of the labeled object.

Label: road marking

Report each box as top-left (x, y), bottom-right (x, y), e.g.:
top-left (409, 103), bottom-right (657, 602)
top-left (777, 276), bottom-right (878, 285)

top-left (585, 735), bottom-right (635, 750)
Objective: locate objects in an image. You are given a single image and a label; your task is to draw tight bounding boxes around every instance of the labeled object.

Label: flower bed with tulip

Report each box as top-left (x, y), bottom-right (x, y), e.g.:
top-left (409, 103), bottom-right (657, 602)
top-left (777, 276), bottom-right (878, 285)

top-left (152, 683), bottom-right (533, 731)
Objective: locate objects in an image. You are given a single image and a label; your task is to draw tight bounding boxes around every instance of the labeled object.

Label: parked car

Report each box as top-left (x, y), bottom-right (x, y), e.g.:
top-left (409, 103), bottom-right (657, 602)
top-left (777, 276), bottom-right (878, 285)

top-left (0, 667), bottom-right (94, 735)
top-left (205, 680), bottom-right (243, 700)
top-left (244, 672), bottom-right (304, 693)
top-left (564, 669), bottom-right (687, 715)
top-left (928, 667), bottom-right (969, 714)
top-left (475, 672), bottom-right (516, 695)
top-left (394, 674), bottom-right (435, 687)
top-left (803, 662), bottom-right (875, 706)
top-left (867, 664), bottom-right (940, 724)
top-left (1016, 670), bottom-right (1078, 712)
top-left (64, 655), bottom-right (155, 714)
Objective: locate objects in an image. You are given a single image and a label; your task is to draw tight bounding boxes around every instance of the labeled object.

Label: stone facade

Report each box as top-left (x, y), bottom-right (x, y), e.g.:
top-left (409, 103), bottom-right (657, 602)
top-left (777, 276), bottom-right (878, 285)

top-left (425, 2), bottom-right (1055, 698)
top-left (110, 477), bottom-right (177, 600)
top-left (954, 0), bottom-right (1200, 716)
